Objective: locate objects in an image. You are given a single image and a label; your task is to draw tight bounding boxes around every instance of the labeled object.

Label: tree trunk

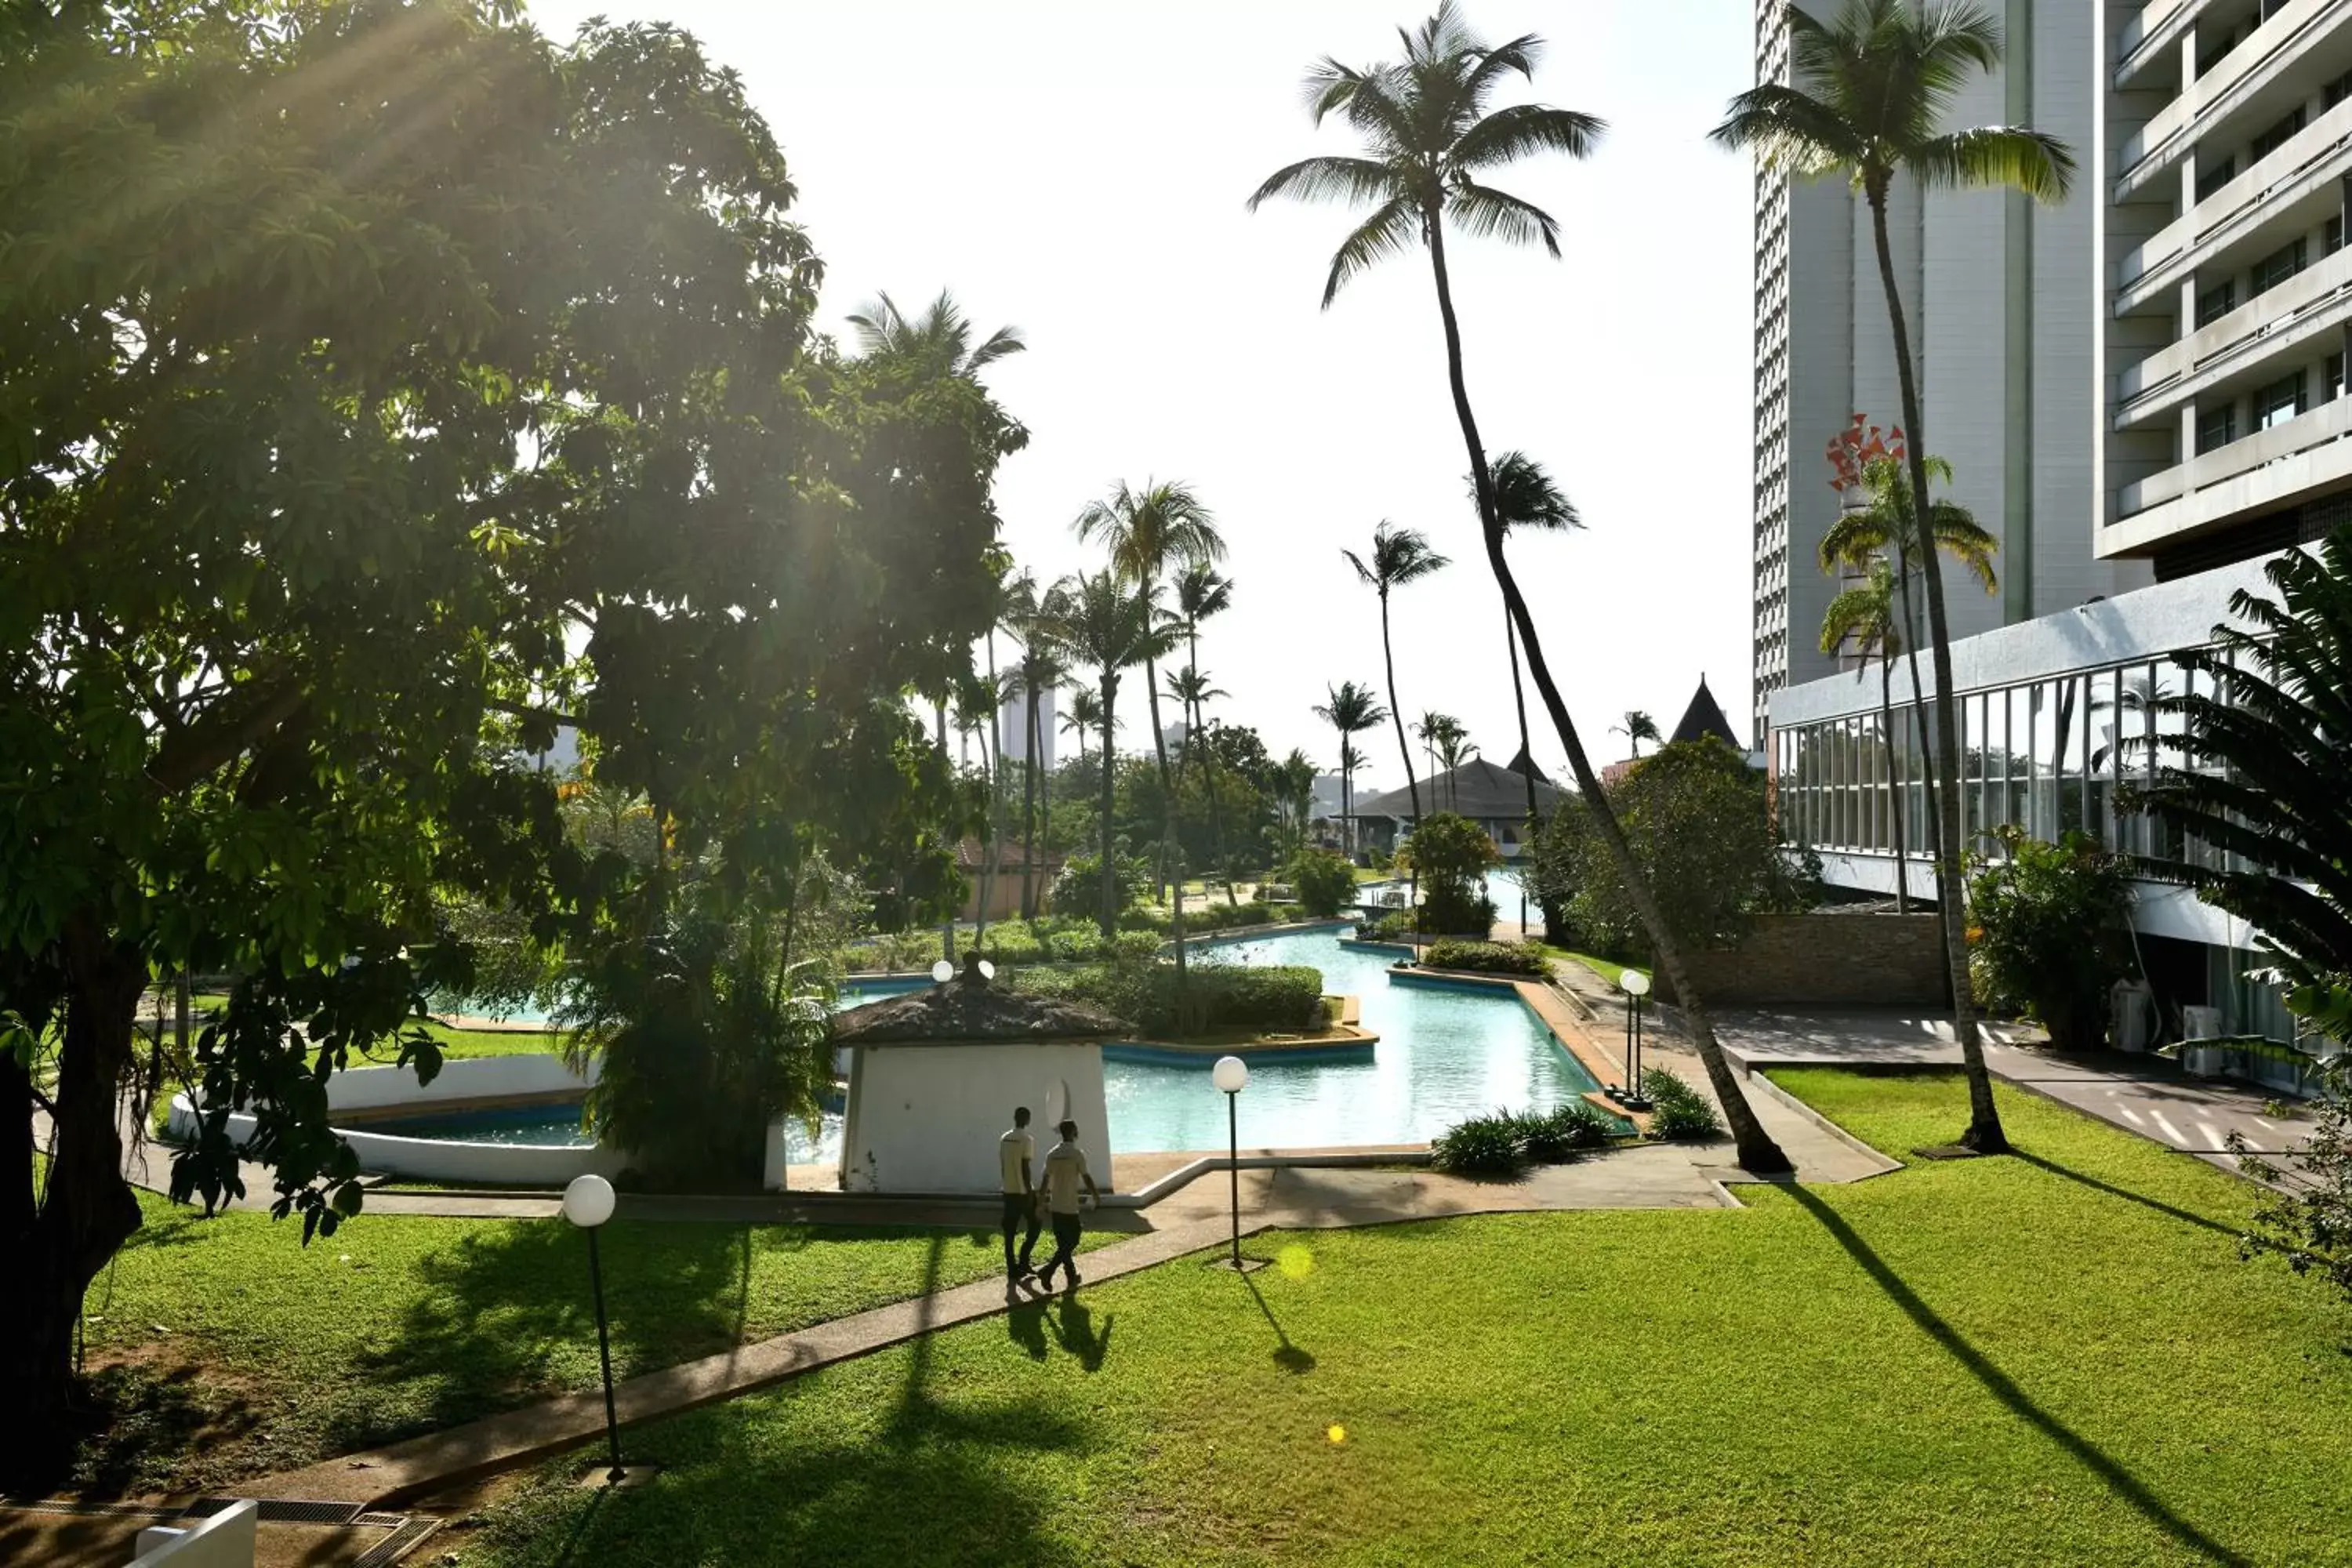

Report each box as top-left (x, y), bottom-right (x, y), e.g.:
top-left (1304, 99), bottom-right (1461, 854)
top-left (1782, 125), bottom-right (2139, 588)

top-left (935, 701), bottom-right (956, 964)
top-left (1867, 185), bottom-right (2005, 1152)
top-left (1423, 213), bottom-right (1790, 1174)
top-left (1144, 645), bottom-right (1174, 908)
top-left (1890, 535), bottom-right (1944, 878)
top-left (1021, 682), bottom-right (1040, 921)
top-left (1098, 677), bottom-right (1120, 939)
top-left (1878, 652), bottom-right (1910, 915)
top-left (1379, 590), bottom-right (1424, 918)
top-left (1507, 618), bottom-right (1538, 935)
top-left (4, 920), bottom-right (148, 1486)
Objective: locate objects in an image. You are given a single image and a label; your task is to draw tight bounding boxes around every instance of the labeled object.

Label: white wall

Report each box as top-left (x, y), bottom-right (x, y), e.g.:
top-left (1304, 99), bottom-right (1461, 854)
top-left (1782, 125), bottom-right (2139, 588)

top-left (839, 1040), bottom-right (1109, 1194)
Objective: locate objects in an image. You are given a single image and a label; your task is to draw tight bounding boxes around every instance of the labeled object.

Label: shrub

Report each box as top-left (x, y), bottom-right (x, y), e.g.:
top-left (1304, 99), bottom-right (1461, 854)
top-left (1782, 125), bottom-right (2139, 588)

top-left (1011, 960), bottom-right (1324, 1039)
top-left (972, 924), bottom-right (1044, 967)
top-left (1051, 849), bottom-right (1151, 920)
top-left (1360, 909), bottom-right (1417, 942)
top-left (1422, 939), bottom-right (1548, 977)
top-left (1044, 927), bottom-right (1106, 964)
top-left (1111, 931), bottom-right (1163, 962)
top-left (1287, 848), bottom-right (1358, 918)
top-left (1510, 1101), bottom-right (1619, 1162)
top-left (1966, 826), bottom-right (2132, 1052)
top-left (1400, 812), bottom-right (1499, 937)
top-left (1640, 1065), bottom-right (1723, 1142)
top-left (1430, 1112), bottom-right (1525, 1178)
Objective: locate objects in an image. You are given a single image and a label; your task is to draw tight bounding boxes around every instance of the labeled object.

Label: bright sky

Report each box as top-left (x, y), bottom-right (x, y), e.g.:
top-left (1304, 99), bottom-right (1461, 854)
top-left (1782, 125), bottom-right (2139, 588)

top-left (530, 0), bottom-right (1759, 782)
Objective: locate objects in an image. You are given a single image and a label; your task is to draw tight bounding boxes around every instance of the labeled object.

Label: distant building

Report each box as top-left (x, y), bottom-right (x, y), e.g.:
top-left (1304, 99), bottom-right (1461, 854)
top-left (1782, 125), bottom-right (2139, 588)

top-left (1348, 759), bottom-right (1564, 860)
top-left (954, 837), bottom-right (1063, 922)
top-left (996, 682), bottom-right (1057, 773)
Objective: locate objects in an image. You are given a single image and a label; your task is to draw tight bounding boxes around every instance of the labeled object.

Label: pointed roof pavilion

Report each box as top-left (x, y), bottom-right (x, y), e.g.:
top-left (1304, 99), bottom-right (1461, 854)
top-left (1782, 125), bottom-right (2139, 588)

top-left (1669, 677), bottom-right (1742, 751)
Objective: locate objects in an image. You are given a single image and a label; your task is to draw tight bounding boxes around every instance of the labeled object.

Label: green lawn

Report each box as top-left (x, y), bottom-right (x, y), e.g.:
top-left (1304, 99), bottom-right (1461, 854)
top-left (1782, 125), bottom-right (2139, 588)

top-left (448, 1072), bottom-right (2352, 1567)
top-left (1549, 947), bottom-right (1650, 989)
top-left (424, 1021), bottom-right (564, 1060)
top-left (72, 1190), bottom-right (1105, 1497)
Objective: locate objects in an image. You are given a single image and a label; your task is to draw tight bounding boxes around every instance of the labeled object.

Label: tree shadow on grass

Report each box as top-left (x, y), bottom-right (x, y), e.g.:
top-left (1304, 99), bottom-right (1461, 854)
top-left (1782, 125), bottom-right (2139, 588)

top-left (1785, 1184), bottom-right (2252, 1567)
top-left (1240, 1273), bottom-right (1314, 1374)
top-left (2008, 1150), bottom-right (2242, 1240)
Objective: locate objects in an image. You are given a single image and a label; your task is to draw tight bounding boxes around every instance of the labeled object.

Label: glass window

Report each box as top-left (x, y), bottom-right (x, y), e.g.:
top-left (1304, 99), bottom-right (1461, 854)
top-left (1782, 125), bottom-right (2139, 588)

top-left (2195, 152), bottom-right (2237, 203)
top-left (2330, 214), bottom-right (2347, 257)
top-left (2198, 401), bottom-right (2238, 454)
top-left (2327, 66), bottom-right (2352, 110)
top-left (2249, 107), bottom-right (2306, 165)
top-left (2255, 370), bottom-right (2307, 430)
top-left (2252, 237), bottom-right (2307, 296)
top-left (2195, 278), bottom-right (2236, 327)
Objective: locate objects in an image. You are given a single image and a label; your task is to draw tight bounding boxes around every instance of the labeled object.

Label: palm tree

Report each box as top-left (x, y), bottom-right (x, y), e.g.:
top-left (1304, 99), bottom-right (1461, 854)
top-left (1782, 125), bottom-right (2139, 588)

top-left (844, 288), bottom-right (1025, 379)
top-left (1271, 748), bottom-right (1320, 860)
top-left (1611, 711), bottom-right (1661, 760)
top-left (1818, 558), bottom-right (1911, 913)
top-left (1062, 687), bottom-right (1108, 769)
top-left (1316, 680), bottom-right (1388, 857)
top-left (1432, 718), bottom-right (1476, 808)
top-left (1040, 570), bottom-right (1163, 938)
top-left (1004, 568), bottom-right (1068, 921)
top-left (1074, 479), bottom-right (1222, 905)
top-left (1714, 0), bottom-right (2071, 1152)
top-left (1164, 663), bottom-right (1237, 904)
top-left (1344, 522), bottom-right (1450, 828)
top-left (1486, 450), bottom-right (1581, 843)
top-left (1173, 564), bottom-right (1237, 901)
top-left (1254, 2), bottom-right (1791, 1170)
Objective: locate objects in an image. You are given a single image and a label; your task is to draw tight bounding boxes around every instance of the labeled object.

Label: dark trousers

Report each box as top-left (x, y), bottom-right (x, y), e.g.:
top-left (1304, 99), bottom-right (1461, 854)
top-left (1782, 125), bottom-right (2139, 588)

top-left (1001, 1193), bottom-right (1041, 1273)
top-left (1036, 1211), bottom-right (1082, 1283)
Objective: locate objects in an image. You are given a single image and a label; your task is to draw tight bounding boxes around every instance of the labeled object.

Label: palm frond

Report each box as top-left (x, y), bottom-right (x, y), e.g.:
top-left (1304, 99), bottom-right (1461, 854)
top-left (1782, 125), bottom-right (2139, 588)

top-left (1486, 450), bottom-right (1580, 533)
top-left (1907, 125), bottom-right (2075, 203)
top-left (966, 325), bottom-right (1026, 369)
top-left (1450, 103), bottom-right (1603, 172)
top-left (1461, 29), bottom-right (1544, 104)
top-left (1247, 154), bottom-right (1403, 212)
top-left (1322, 193), bottom-right (1421, 307)
top-left (1709, 84), bottom-right (1870, 178)
top-left (1446, 182), bottom-right (1560, 255)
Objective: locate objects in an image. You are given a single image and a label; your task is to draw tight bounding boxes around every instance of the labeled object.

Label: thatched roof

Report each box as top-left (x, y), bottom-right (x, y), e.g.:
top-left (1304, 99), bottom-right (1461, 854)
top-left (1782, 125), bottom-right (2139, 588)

top-left (830, 953), bottom-right (1129, 1044)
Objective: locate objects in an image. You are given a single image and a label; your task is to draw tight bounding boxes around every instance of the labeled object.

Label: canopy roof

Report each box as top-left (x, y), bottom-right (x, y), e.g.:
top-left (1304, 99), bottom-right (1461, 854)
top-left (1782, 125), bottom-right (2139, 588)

top-left (1350, 758), bottom-right (1563, 822)
top-left (830, 953), bottom-right (1129, 1044)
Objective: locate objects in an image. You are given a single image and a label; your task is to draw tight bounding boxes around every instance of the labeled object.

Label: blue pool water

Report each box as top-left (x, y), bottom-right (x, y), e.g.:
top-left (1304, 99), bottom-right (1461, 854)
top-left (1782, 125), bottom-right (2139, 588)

top-left (401, 924), bottom-right (1593, 1159)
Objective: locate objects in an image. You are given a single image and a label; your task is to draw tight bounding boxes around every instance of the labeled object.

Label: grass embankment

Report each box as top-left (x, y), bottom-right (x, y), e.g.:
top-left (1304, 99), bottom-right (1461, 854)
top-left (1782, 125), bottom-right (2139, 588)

top-left (454, 1072), bottom-right (2352, 1567)
top-left (1545, 947), bottom-right (1650, 989)
top-left (73, 1193), bottom-right (1107, 1497)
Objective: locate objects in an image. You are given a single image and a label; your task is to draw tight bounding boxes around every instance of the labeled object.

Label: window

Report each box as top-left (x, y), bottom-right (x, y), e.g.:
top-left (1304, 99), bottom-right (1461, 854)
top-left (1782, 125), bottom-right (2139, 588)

top-left (2196, 278), bottom-right (2237, 327)
top-left (2331, 351), bottom-right (2347, 402)
top-left (2195, 153), bottom-right (2237, 203)
top-left (2197, 401), bottom-right (2239, 454)
top-left (2328, 67), bottom-right (2352, 110)
top-left (2256, 371), bottom-right (2307, 430)
top-left (2197, 21), bottom-right (2246, 78)
top-left (2249, 107), bottom-right (2306, 165)
top-left (2331, 214), bottom-right (2347, 256)
top-left (2252, 237), bottom-right (2307, 296)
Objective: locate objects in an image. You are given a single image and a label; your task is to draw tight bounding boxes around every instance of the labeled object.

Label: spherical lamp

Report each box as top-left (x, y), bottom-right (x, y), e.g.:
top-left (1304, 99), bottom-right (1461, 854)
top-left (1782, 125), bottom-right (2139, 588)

top-left (1211, 1054), bottom-right (1250, 1094)
top-left (561, 1172), bottom-right (616, 1229)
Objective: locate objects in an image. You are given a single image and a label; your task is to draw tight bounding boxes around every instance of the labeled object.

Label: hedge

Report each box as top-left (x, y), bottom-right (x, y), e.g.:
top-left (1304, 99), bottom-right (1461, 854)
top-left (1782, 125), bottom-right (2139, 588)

top-left (1421, 939), bottom-right (1548, 977)
top-left (1011, 961), bottom-right (1326, 1039)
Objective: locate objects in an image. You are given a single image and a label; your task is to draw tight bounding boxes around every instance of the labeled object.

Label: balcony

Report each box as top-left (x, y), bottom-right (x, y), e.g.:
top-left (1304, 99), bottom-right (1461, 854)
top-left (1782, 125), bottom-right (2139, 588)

top-left (2117, 0), bottom-right (2352, 200)
top-left (2117, 94), bottom-right (2352, 311)
top-left (2116, 0), bottom-right (2209, 88)
top-left (2108, 391), bottom-right (2352, 553)
top-left (2115, 241), bottom-right (2352, 423)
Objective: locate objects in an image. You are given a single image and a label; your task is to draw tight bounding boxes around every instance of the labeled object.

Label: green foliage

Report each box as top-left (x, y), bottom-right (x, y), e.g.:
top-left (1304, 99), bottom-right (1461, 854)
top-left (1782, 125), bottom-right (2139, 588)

top-left (1361, 910), bottom-right (1418, 942)
top-left (1965, 827), bottom-right (2132, 1051)
top-left (1011, 961), bottom-right (1324, 1040)
top-left (2231, 1058), bottom-right (2352, 1306)
top-left (1051, 849), bottom-right (1152, 918)
top-left (1421, 939), bottom-right (1548, 977)
top-left (1428, 1112), bottom-right (1526, 1179)
top-left (1286, 849), bottom-right (1359, 919)
top-left (1507, 1102), bottom-right (1620, 1162)
top-left (1400, 812), bottom-right (1499, 936)
top-left (1641, 1067), bottom-right (1723, 1142)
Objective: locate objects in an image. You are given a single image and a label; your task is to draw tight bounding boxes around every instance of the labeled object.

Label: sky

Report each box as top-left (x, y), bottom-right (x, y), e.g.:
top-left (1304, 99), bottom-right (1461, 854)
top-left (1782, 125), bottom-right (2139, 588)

top-left (529, 0), bottom-right (1760, 785)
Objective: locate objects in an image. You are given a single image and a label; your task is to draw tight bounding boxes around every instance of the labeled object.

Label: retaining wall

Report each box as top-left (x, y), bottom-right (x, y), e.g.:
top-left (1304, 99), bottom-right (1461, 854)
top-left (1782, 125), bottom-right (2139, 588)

top-left (1653, 913), bottom-right (1950, 1008)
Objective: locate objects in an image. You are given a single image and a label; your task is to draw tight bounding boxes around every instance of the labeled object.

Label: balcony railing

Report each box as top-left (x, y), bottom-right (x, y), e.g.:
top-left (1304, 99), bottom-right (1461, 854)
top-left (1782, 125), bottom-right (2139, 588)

top-left (2118, 94), bottom-right (2352, 307)
top-left (2116, 241), bottom-right (2352, 423)
top-left (2118, 390), bottom-right (2352, 517)
top-left (2116, 0), bottom-right (2207, 86)
top-left (2118, 0), bottom-right (2352, 197)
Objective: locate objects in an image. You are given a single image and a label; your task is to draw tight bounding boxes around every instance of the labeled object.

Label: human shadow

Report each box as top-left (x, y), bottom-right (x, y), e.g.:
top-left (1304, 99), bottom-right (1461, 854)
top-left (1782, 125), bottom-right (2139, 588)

top-left (1005, 1294), bottom-right (1051, 1362)
top-left (1786, 1184), bottom-right (2250, 1566)
top-left (1047, 1298), bottom-right (1114, 1373)
top-left (1241, 1272), bottom-right (1315, 1374)
top-left (2009, 1150), bottom-right (2241, 1239)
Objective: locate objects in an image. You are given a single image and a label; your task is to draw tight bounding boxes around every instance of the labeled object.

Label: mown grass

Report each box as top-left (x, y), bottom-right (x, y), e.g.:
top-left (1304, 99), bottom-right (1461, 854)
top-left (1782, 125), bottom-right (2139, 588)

top-left (454, 1071), bottom-right (2352, 1568)
top-left (1548, 948), bottom-right (1650, 989)
top-left (71, 1189), bottom-right (1105, 1497)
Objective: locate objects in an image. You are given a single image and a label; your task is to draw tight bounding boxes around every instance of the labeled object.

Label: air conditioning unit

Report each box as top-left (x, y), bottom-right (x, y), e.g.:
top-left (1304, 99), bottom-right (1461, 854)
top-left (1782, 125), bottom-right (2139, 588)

top-left (2181, 1004), bottom-right (2223, 1041)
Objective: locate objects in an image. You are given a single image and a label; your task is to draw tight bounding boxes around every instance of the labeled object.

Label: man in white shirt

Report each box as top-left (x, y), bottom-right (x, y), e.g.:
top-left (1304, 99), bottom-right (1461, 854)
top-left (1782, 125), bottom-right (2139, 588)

top-left (1032, 1119), bottom-right (1100, 1294)
top-left (999, 1106), bottom-right (1040, 1281)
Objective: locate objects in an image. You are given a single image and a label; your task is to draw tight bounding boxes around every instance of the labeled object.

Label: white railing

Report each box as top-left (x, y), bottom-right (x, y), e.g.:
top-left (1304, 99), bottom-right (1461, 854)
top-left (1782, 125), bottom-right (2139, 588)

top-left (2118, 391), bottom-right (2352, 516)
top-left (2119, 0), bottom-right (2352, 192)
top-left (2117, 0), bottom-right (2205, 85)
top-left (2118, 242), bottom-right (2352, 419)
top-left (2120, 95), bottom-right (2352, 298)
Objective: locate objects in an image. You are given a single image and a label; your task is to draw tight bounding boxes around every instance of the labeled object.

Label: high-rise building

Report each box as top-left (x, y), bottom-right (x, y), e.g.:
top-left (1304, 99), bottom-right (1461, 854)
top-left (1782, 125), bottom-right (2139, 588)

top-left (996, 681), bottom-right (1056, 775)
top-left (1760, 2), bottom-right (2352, 1093)
top-left (1747, 0), bottom-right (2149, 744)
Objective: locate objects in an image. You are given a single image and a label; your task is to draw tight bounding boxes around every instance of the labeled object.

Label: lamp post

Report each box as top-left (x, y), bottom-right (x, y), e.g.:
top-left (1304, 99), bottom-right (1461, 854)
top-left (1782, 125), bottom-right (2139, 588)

top-left (561, 1173), bottom-right (626, 1483)
top-left (1211, 1054), bottom-right (1249, 1266)
top-left (1621, 970), bottom-right (1653, 1109)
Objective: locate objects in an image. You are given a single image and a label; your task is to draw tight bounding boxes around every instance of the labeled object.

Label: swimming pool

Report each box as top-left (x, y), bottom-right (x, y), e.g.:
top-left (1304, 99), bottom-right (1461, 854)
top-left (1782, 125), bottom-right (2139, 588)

top-left (400, 926), bottom-right (1595, 1161)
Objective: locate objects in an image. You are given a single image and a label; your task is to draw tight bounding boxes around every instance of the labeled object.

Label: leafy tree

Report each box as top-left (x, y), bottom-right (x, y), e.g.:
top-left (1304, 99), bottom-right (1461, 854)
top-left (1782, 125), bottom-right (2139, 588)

top-left (2229, 1058), bottom-right (2352, 1308)
top-left (1399, 812), bottom-right (1499, 936)
top-left (1039, 571), bottom-right (1163, 937)
top-left (1315, 681), bottom-right (1388, 856)
top-left (1965, 827), bottom-right (2130, 1054)
top-left (844, 287), bottom-right (1025, 379)
top-left (1254, 2), bottom-right (1789, 1170)
top-left (1715, 0), bottom-right (2072, 1153)
top-left (1287, 848), bottom-right (1360, 919)
top-left (1269, 748), bottom-right (1322, 860)
top-left (0, 1), bottom-right (1013, 1480)
top-left (1344, 522), bottom-right (1450, 824)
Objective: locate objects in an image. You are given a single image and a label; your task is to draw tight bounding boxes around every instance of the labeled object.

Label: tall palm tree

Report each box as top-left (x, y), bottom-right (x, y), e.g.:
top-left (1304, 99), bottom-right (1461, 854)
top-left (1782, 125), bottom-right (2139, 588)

top-left (1486, 450), bottom-right (1581, 844)
top-left (1271, 748), bottom-right (1321, 860)
top-left (1316, 680), bottom-right (1388, 857)
top-left (1344, 521), bottom-right (1450, 827)
top-left (1074, 480), bottom-right (1222, 904)
top-left (1715, 0), bottom-right (2071, 1152)
top-left (1818, 558), bottom-right (1912, 913)
top-left (1004, 568), bottom-right (1067, 921)
top-left (1611, 711), bottom-right (1661, 760)
top-left (844, 288), bottom-right (1025, 379)
top-left (1431, 717), bottom-right (1476, 808)
top-left (1254, 2), bottom-right (1790, 1170)
top-left (1173, 564), bottom-right (1237, 899)
top-left (1062, 687), bottom-right (1108, 769)
top-left (1164, 663), bottom-right (1237, 904)
top-left (1040, 570), bottom-right (1164, 938)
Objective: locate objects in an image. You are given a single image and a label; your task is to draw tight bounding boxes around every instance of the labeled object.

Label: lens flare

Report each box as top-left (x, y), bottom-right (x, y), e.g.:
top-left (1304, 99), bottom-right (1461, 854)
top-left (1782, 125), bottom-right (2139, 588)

top-left (1327, 1424), bottom-right (1347, 1445)
top-left (1277, 1243), bottom-right (1316, 1279)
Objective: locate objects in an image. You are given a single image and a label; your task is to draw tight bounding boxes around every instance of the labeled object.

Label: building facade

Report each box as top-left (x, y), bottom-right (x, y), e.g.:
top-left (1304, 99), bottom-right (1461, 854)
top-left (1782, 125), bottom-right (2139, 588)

top-left (1748, 0), bottom-right (2150, 744)
top-left (1761, 2), bottom-right (2352, 1089)
top-left (996, 681), bottom-right (1056, 775)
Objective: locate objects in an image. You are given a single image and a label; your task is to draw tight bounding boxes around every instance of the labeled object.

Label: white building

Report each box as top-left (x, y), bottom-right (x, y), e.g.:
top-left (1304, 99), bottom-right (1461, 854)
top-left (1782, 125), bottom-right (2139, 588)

top-left (1759, 0), bottom-right (2352, 1091)
top-left (1748, 0), bottom-right (2149, 743)
top-left (996, 681), bottom-right (1057, 774)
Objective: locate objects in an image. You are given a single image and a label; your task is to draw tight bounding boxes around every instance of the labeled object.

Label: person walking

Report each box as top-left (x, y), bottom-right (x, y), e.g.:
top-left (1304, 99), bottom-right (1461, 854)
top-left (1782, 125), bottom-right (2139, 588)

top-left (1000, 1105), bottom-right (1040, 1282)
top-left (1032, 1118), bottom-right (1101, 1294)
